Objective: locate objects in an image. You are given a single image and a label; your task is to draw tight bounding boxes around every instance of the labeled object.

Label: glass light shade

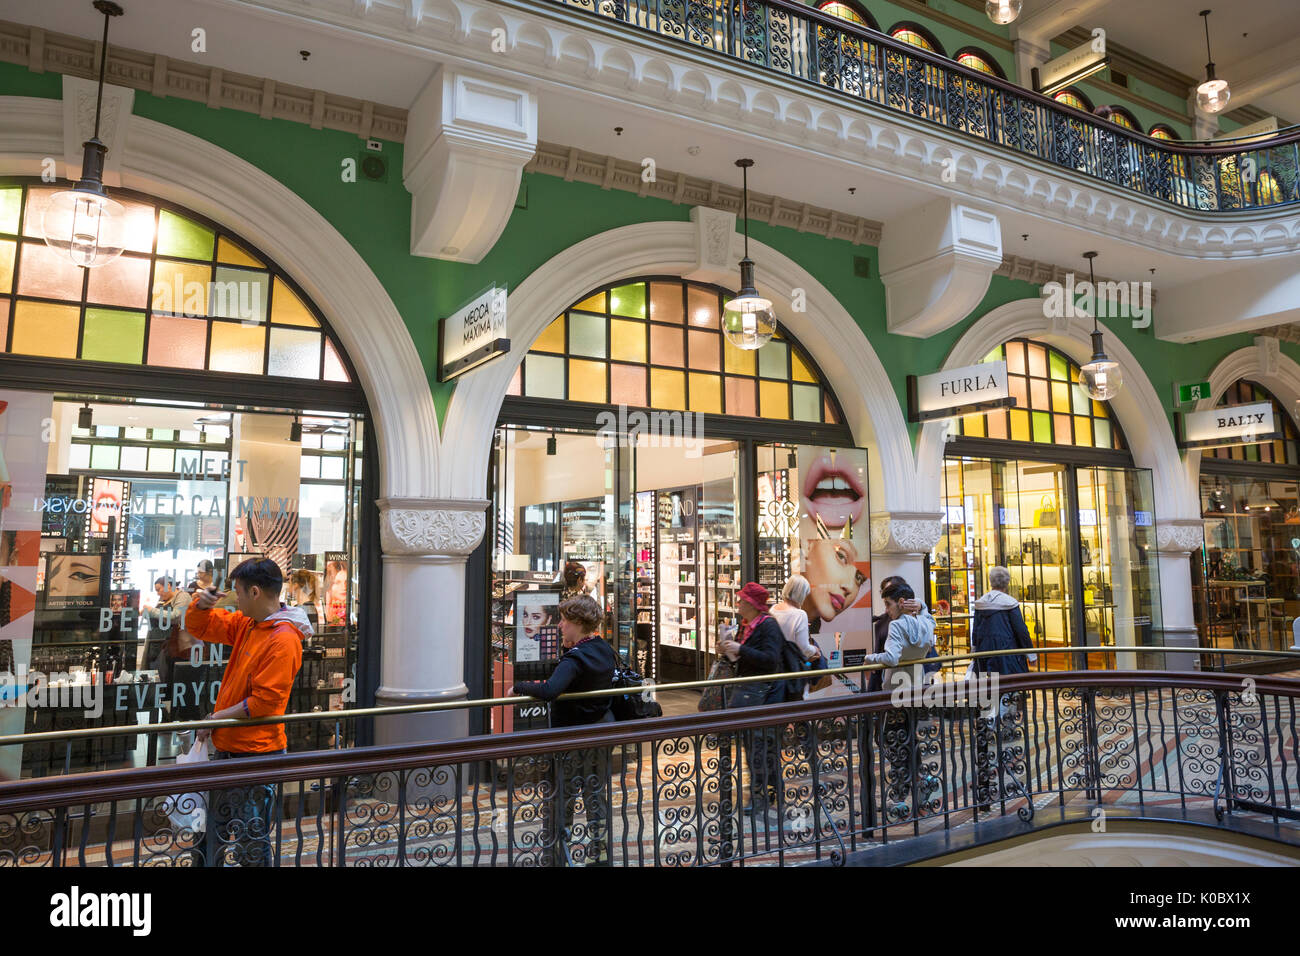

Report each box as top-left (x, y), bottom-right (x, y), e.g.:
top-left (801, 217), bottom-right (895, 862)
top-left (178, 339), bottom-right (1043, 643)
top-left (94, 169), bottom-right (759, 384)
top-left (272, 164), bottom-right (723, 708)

top-left (42, 187), bottom-right (126, 268)
top-left (722, 294), bottom-right (776, 351)
top-left (1196, 77), bottom-right (1230, 113)
top-left (1080, 357), bottom-right (1122, 401)
top-left (985, 0), bottom-right (1021, 25)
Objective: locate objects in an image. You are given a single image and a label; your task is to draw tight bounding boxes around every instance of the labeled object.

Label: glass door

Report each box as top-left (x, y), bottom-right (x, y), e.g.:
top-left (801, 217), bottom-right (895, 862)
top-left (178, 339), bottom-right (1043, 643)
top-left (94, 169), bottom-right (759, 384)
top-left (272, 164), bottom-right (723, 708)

top-left (1005, 461), bottom-right (1077, 671)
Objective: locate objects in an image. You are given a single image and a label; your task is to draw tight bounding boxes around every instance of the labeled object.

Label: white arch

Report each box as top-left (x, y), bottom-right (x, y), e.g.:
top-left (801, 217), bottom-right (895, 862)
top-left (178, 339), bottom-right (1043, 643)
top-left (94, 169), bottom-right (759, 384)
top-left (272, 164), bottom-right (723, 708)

top-left (0, 95), bottom-right (438, 500)
top-left (441, 219), bottom-right (917, 510)
top-left (1187, 346), bottom-right (1300, 482)
top-left (914, 299), bottom-right (1196, 520)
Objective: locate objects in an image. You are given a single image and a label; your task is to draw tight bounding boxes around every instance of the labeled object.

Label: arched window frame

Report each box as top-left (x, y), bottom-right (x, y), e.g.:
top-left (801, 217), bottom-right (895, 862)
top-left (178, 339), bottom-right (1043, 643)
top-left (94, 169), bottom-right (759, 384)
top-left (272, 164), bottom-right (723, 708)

top-left (953, 46), bottom-right (1005, 79)
top-left (1105, 106), bottom-right (1143, 133)
top-left (888, 21), bottom-right (946, 56)
top-left (816, 0), bottom-right (880, 31)
top-left (1053, 87), bottom-right (1094, 113)
top-left (1149, 124), bottom-right (1180, 141)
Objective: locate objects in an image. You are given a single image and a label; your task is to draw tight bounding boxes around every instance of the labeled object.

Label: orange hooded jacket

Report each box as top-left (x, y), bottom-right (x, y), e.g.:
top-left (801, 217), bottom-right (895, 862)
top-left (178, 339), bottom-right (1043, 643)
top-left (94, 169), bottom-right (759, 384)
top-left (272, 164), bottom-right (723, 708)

top-left (185, 603), bottom-right (310, 753)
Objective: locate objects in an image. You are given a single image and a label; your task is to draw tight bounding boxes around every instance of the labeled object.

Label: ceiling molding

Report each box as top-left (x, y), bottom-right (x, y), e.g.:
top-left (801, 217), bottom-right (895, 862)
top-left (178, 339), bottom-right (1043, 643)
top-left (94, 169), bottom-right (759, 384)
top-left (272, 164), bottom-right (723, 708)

top-left (0, 18), bottom-right (407, 142)
top-left (525, 142), bottom-right (885, 247)
top-left (1055, 25), bottom-right (1198, 100)
top-left (995, 254), bottom-right (1158, 301)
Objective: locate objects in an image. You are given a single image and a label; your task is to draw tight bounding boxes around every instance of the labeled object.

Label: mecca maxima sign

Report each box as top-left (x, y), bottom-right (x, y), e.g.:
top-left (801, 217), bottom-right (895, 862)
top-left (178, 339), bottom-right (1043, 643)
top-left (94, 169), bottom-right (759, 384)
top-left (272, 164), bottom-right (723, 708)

top-left (906, 361), bottom-right (1015, 423)
top-left (438, 286), bottom-right (510, 382)
top-left (1176, 401), bottom-right (1280, 450)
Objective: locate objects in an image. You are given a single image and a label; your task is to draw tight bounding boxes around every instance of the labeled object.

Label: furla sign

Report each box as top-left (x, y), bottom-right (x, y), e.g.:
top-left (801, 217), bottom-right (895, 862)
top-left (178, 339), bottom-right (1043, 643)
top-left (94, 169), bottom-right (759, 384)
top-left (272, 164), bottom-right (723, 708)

top-left (907, 361), bottom-right (1014, 423)
top-left (1177, 401), bottom-right (1279, 449)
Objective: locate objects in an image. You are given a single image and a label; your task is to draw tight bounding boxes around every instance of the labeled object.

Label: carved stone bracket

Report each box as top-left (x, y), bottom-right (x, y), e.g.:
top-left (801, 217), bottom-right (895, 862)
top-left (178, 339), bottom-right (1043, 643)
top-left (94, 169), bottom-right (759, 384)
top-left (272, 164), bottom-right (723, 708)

top-left (62, 75), bottom-right (133, 185)
top-left (378, 497), bottom-right (489, 556)
top-left (870, 512), bottom-right (945, 555)
top-left (1155, 520), bottom-right (1206, 555)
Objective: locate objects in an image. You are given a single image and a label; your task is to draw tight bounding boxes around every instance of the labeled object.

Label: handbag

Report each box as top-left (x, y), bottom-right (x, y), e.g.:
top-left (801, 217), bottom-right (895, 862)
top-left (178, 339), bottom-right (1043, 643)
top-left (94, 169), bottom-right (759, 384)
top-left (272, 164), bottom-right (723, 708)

top-left (698, 657), bottom-right (736, 712)
top-left (1034, 495), bottom-right (1058, 528)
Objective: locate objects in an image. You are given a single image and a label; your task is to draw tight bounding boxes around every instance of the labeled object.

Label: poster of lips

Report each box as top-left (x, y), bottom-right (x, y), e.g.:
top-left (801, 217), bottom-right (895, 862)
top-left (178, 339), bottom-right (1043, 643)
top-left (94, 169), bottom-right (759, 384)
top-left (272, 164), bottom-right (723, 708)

top-left (796, 446), bottom-right (872, 682)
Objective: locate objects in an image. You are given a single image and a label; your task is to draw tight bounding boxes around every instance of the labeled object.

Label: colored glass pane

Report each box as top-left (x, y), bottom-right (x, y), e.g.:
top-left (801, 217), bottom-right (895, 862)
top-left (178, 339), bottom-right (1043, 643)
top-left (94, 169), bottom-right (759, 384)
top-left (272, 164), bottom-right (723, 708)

top-left (1094, 419), bottom-right (1111, 448)
top-left (963, 412), bottom-right (986, 438)
top-left (0, 240), bottom-right (13, 292)
top-left (156, 209), bottom-right (215, 261)
top-left (210, 266), bottom-right (269, 324)
top-left (11, 301), bottom-right (79, 358)
top-left (649, 282), bottom-right (684, 324)
top-left (1009, 409), bottom-right (1031, 442)
top-left (1030, 378), bottom-right (1049, 409)
top-left (120, 201), bottom-right (157, 254)
top-left (957, 53), bottom-right (996, 75)
top-left (759, 341), bottom-right (788, 379)
top-left (723, 339), bottom-right (756, 375)
top-left (986, 413), bottom-right (1007, 440)
top-left (524, 354), bottom-right (565, 399)
top-left (91, 446), bottom-right (120, 470)
top-left (573, 292), bottom-right (605, 313)
top-left (1009, 376), bottom-right (1028, 408)
top-left (324, 339), bottom-right (350, 382)
top-left (568, 311), bottom-right (606, 359)
top-left (819, 2), bottom-right (867, 25)
top-left (82, 308), bottom-right (145, 364)
top-left (0, 297), bottom-right (7, 349)
top-left (688, 372), bottom-right (722, 414)
top-left (760, 380), bottom-right (790, 419)
top-left (611, 364), bottom-right (647, 406)
top-left (609, 283), bottom-right (647, 319)
top-left (21, 188), bottom-right (55, 237)
top-left (1109, 111), bottom-right (1137, 130)
top-left (610, 319), bottom-right (647, 363)
top-left (650, 324), bottom-right (684, 366)
top-left (725, 376), bottom-right (756, 417)
top-left (1031, 411), bottom-right (1051, 443)
top-left (86, 254), bottom-right (150, 309)
top-left (0, 188), bottom-right (20, 234)
top-left (983, 345), bottom-right (1004, 365)
top-left (1026, 343), bottom-right (1048, 378)
top-left (687, 286), bottom-right (719, 329)
top-left (146, 314), bottom-right (207, 369)
top-left (18, 241), bottom-right (84, 300)
top-left (271, 279), bottom-right (320, 327)
top-left (1073, 416), bottom-right (1092, 445)
top-left (153, 260), bottom-right (211, 315)
top-left (688, 329), bottom-right (720, 371)
top-left (534, 316), bottom-right (565, 353)
top-left (1049, 351), bottom-right (1068, 381)
top-left (569, 359), bottom-right (608, 402)
top-left (268, 328), bottom-right (322, 378)
top-left (892, 29), bottom-right (935, 52)
top-left (1004, 341), bottom-right (1024, 375)
top-left (217, 237), bottom-right (265, 268)
top-left (209, 322), bottom-right (266, 374)
top-left (1051, 382), bottom-right (1071, 413)
top-left (824, 395), bottom-right (839, 424)
top-left (650, 369), bottom-right (687, 410)
top-left (1055, 91), bottom-right (1087, 111)
top-left (1150, 128), bottom-right (1176, 141)
top-left (793, 384), bottom-right (820, 422)
top-left (791, 350), bottom-right (816, 383)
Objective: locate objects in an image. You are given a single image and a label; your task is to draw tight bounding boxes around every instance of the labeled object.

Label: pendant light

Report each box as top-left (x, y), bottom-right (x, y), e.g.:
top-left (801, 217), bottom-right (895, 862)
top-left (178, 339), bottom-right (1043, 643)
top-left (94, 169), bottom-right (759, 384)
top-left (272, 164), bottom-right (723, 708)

top-left (1078, 252), bottom-right (1123, 402)
top-left (985, 0), bottom-right (1022, 26)
top-left (41, 1), bottom-right (127, 268)
top-left (78, 403), bottom-right (94, 429)
top-left (722, 159), bottom-right (776, 352)
top-left (289, 416), bottom-right (303, 442)
top-left (1195, 10), bottom-right (1230, 114)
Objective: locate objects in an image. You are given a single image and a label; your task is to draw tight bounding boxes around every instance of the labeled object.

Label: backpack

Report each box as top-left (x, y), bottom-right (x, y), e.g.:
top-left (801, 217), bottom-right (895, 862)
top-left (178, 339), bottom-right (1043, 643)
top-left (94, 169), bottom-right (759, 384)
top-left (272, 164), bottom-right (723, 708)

top-left (609, 665), bottom-right (664, 721)
top-left (780, 640), bottom-right (810, 702)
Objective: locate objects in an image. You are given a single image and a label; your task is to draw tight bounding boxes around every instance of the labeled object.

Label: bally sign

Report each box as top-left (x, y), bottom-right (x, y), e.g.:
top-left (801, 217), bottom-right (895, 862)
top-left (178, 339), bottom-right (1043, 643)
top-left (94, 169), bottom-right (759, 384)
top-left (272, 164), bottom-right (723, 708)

top-left (438, 286), bottom-right (509, 381)
top-left (1176, 401), bottom-right (1279, 449)
top-left (907, 361), bottom-right (1015, 423)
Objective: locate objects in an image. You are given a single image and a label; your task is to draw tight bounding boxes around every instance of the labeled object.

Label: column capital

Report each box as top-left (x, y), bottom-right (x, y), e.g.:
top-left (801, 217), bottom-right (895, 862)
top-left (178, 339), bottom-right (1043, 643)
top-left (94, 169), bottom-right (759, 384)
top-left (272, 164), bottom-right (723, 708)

top-left (1155, 519), bottom-right (1205, 555)
top-left (871, 511), bottom-right (945, 556)
top-left (377, 497), bottom-right (490, 556)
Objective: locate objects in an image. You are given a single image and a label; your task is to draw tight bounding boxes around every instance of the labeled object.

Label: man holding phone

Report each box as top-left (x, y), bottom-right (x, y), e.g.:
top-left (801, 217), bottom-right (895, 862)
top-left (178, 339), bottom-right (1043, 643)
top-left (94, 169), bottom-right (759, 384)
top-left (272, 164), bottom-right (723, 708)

top-left (185, 558), bottom-right (311, 866)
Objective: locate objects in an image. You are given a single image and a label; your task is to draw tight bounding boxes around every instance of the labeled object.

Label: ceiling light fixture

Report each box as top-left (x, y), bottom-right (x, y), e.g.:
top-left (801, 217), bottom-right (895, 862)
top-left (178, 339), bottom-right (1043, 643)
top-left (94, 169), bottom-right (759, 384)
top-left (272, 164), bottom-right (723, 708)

top-left (290, 416), bottom-right (302, 442)
top-left (722, 159), bottom-right (776, 352)
top-left (1078, 252), bottom-right (1123, 402)
top-left (985, 0), bottom-right (1022, 26)
top-left (547, 431), bottom-right (557, 456)
top-left (1196, 10), bottom-right (1231, 114)
top-left (41, 2), bottom-right (127, 269)
top-left (78, 403), bottom-right (94, 429)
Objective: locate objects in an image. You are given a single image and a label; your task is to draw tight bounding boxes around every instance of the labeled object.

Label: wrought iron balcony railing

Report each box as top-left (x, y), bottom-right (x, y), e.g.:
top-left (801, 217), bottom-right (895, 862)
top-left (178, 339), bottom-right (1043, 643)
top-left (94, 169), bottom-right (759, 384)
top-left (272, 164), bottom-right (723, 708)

top-left (550, 0), bottom-right (1300, 213)
top-left (2, 649), bottom-right (1298, 867)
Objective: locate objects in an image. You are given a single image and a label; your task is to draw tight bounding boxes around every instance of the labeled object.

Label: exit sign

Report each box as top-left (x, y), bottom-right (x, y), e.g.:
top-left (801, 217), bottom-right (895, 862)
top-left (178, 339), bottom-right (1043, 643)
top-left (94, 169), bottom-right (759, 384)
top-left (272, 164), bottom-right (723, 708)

top-left (1176, 381), bottom-right (1211, 405)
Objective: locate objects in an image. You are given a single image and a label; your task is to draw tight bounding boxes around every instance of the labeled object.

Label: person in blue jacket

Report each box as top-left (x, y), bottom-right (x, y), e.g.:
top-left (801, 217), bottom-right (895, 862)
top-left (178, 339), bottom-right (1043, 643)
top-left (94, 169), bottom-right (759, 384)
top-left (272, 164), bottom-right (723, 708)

top-left (971, 566), bottom-right (1036, 675)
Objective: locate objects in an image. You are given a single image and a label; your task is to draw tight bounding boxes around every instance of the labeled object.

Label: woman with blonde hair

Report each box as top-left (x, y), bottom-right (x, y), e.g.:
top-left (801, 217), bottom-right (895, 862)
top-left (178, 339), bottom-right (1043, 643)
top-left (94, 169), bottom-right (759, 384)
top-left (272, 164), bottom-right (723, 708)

top-left (289, 569), bottom-right (323, 638)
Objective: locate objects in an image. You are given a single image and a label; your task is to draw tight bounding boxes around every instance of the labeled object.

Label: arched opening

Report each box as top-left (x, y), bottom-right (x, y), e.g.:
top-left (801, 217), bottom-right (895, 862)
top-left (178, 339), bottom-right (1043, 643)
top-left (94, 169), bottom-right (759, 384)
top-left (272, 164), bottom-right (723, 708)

top-left (927, 337), bottom-right (1164, 677)
top-left (0, 179), bottom-right (376, 777)
top-left (816, 0), bottom-right (879, 31)
top-left (1191, 379), bottom-right (1300, 668)
top-left (954, 47), bottom-right (1005, 79)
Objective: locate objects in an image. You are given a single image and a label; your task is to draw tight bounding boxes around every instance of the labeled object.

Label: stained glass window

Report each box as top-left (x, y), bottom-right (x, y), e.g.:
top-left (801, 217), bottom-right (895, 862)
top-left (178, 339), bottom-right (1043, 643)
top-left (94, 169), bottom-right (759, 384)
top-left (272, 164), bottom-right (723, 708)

top-left (1149, 126), bottom-right (1178, 142)
top-left (956, 50), bottom-right (1001, 77)
top-left (508, 277), bottom-right (842, 424)
top-left (0, 182), bottom-right (352, 384)
top-left (1053, 89), bottom-right (1090, 112)
top-left (817, 1), bottom-right (874, 28)
top-left (956, 339), bottom-right (1127, 450)
top-left (1107, 108), bottom-right (1139, 131)
top-left (1211, 380), bottom-right (1300, 464)
top-left (890, 25), bottom-right (941, 54)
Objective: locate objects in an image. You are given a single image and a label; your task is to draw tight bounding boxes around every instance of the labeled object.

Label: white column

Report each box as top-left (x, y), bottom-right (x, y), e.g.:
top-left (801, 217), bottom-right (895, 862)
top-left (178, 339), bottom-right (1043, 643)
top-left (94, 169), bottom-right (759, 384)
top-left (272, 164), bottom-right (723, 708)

top-left (375, 497), bottom-right (489, 744)
top-left (870, 512), bottom-right (945, 615)
top-left (1155, 520), bottom-right (1206, 672)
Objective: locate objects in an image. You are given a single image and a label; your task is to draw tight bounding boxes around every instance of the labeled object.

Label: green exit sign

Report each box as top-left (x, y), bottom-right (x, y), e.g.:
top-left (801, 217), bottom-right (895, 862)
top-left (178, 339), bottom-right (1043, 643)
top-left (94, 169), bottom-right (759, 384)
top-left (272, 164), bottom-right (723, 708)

top-left (1176, 381), bottom-right (1211, 404)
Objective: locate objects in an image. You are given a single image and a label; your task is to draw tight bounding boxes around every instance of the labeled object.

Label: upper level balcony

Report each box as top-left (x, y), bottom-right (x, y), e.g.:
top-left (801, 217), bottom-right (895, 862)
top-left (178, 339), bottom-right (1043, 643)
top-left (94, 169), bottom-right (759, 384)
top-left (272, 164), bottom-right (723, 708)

top-left (550, 0), bottom-right (1299, 216)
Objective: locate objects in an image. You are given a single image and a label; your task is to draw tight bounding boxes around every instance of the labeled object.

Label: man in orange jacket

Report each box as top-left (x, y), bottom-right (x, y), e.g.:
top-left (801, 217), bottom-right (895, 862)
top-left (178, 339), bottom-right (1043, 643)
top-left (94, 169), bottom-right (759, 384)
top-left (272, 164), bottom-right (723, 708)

top-left (186, 558), bottom-right (310, 866)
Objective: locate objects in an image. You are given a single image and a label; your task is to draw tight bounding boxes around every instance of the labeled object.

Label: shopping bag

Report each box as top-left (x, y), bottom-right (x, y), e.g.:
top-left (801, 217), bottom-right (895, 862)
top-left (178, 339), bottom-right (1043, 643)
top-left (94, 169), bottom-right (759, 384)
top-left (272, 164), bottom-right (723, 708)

top-left (164, 739), bottom-right (210, 833)
top-left (698, 657), bottom-right (736, 712)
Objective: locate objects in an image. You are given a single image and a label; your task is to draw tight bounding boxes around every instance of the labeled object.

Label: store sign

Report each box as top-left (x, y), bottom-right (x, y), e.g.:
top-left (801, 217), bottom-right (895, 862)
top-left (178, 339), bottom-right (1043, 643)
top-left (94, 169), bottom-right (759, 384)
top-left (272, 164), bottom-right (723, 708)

top-left (438, 287), bottom-right (509, 381)
top-left (907, 362), bottom-right (1014, 423)
top-left (1033, 38), bottom-right (1109, 96)
top-left (1177, 401), bottom-right (1280, 449)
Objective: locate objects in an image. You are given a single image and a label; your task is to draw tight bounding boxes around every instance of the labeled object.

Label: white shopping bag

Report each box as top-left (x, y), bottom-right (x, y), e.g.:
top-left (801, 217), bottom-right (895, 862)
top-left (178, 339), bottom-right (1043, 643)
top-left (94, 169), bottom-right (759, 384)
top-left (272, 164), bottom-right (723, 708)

top-left (164, 739), bottom-right (210, 833)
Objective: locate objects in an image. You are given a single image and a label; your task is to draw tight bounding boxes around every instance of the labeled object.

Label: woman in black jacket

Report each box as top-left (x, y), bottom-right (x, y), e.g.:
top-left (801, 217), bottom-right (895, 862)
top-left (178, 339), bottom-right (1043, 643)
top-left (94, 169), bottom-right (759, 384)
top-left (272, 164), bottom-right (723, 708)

top-left (513, 595), bottom-right (617, 864)
top-left (717, 582), bottom-right (785, 819)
